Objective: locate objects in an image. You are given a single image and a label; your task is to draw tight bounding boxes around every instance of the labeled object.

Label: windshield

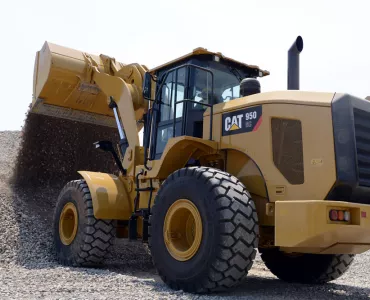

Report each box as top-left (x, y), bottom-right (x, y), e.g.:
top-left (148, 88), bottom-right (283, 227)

top-left (190, 59), bottom-right (252, 106)
top-left (155, 58), bottom-right (256, 111)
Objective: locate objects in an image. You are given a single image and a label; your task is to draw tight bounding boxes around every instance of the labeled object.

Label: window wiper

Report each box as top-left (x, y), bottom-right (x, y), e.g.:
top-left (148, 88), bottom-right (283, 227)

top-left (229, 67), bottom-right (243, 82)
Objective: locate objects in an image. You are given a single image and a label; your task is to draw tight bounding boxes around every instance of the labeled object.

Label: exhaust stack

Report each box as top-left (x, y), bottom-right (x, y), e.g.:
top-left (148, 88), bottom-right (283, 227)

top-left (287, 36), bottom-right (304, 90)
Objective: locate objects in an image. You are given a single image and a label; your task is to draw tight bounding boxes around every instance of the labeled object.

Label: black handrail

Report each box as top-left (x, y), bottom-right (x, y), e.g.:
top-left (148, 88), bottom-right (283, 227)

top-left (143, 63), bottom-right (215, 170)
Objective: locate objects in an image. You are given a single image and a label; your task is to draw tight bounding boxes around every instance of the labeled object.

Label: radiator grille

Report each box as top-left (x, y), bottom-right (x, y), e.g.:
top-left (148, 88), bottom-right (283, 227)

top-left (354, 108), bottom-right (370, 187)
top-left (271, 118), bottom-right (304, 184)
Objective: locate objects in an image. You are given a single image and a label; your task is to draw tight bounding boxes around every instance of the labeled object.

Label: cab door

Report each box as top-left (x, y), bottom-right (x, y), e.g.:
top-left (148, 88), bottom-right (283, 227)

top-left (184, 66), bottom-right (214, 138)
top-left (153, 66), bottom-right (187, 159)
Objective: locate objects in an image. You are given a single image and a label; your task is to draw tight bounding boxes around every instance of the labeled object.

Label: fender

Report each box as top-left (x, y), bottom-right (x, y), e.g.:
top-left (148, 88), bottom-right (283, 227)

top-left (78, 171), bottom-right (132, 220)
top-left (146, 136), bottom-right (219, 179)
top-left (224, 149), bottom-right (273, 227)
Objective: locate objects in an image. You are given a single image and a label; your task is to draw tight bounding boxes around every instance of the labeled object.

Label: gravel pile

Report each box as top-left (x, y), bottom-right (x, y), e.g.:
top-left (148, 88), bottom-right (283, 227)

top-left (1, 127), bottom-right (370, 299)
top-left (11, 112), bottom-right (120, 187)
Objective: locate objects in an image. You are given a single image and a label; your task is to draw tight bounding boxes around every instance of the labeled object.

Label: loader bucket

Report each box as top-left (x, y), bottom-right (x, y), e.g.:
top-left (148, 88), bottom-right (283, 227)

top-left (11, 42), bottom-right (122, 187)
top-left (31, 41), bottom-right (118, 127)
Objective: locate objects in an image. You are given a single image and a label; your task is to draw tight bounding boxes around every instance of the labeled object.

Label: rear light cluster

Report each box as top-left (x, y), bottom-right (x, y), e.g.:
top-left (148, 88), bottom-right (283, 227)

top-left (329, 209), bottom-right (350, 222)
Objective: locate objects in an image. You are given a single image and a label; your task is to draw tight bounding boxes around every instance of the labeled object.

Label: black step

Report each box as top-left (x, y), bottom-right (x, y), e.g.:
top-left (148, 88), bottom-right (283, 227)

top-left (128, 216), bottom-right (137, 241)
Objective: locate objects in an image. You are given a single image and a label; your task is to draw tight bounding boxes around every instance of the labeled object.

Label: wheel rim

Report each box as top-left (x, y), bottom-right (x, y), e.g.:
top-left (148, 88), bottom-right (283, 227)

top-left (59, 202), bottom-right (78, 245)
top-left (163, 199), bottom-right (202, 261)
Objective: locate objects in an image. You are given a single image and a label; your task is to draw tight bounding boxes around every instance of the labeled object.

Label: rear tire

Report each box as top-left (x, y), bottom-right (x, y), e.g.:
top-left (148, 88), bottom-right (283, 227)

top-left (260, 248), bottom-right (355, 283)
top-left (148, 167), bottom-right (259, 293)
top-left (53, 179), bottom-right (115, 267)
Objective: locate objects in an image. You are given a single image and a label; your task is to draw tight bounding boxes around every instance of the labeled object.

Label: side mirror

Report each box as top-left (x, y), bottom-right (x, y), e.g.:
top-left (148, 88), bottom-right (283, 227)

top-left (143, 72), bottom-right (152, 100)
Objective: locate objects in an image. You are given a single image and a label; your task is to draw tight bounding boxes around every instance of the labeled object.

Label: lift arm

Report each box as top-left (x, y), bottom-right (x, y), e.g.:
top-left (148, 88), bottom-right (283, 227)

top-left (31, 41), bottom-right (149, 153)
top-left (91, 67), bottom-right (141, 148)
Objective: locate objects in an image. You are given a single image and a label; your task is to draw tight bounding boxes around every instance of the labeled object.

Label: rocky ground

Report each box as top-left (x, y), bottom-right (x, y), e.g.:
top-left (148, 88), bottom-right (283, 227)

top-left (1, 130), bottom-right (370, 299)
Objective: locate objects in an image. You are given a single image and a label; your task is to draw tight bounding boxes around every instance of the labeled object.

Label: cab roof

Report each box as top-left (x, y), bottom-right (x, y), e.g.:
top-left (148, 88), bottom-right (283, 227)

top-left (148, 47), bottom-right (270, 77)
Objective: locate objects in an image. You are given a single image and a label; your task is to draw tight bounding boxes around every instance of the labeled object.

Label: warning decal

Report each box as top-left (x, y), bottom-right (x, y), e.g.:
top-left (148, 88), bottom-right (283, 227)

top-left (222, 105), bottom-right (262, 136)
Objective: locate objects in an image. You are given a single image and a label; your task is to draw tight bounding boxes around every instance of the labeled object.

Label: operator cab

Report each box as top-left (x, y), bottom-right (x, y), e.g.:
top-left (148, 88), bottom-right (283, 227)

top-left (142, 47), bottom-right (269, 160)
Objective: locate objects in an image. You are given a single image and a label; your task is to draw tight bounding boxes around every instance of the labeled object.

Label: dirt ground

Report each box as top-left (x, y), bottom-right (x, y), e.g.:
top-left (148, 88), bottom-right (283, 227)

top-left (1, 129), bottom-right (370, 299)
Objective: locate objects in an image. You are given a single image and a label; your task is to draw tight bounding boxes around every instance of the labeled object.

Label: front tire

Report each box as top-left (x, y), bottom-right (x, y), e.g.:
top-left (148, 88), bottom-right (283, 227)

top-left (260, 248), bottom-right (355, 283)
top-left (53, 179), bottom-right (115, 267)
top-left (148, 167), bottom-right (259, 293)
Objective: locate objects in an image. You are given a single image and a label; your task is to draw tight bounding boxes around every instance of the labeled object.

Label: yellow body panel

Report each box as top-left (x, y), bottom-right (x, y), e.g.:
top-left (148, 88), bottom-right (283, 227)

top-left (275, 200), bottom-right (370, 254)
top-left (204, 92), bottom-right (337, 202)
top-left (78, 171), bottom-right (132, 220)
top-left (146, 136), bottom-right (219, 179)
top-left (226, 149), bottom-right (267, 198)
top-left (225, 149), bottom-right (273, 227)
top-left (204, 90), bottom-right (334, 117)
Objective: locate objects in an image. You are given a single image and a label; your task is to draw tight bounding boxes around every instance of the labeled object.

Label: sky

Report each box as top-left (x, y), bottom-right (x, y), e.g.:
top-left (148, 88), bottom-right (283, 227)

top-left (1, 0), bottom-right (370, 130)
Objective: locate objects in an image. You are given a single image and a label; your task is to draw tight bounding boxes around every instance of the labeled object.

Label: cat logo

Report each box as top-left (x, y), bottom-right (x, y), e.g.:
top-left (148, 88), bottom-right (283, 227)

top-left (229, 123), bottom-right (240, 131)
top-left (225, 115), bottom-right (243, 131)
top-left (222, 105), bottom-right (262, 136)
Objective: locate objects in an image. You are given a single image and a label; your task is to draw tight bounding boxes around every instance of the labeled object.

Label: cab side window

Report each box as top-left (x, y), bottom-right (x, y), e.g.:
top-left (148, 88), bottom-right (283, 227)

top-left (222, 85), bottom-right (240, 102)
top-left (190, 68), bottom-right (214, 110)
top-left (155, 67), bottom-right (186, 158)
top-left (160, 68), bottom-right (185, 121)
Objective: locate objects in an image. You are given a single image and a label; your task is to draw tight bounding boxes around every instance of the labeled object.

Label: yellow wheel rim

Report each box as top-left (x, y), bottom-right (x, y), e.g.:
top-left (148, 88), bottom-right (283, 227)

top-left (59, 202), bottom-right (78, 245)
top-left (163, 199), bottom-right (203, 261)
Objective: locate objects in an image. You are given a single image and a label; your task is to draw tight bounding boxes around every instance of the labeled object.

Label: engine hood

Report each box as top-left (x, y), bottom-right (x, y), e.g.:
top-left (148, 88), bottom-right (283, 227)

top-left (205, 90), bottom-right (336, 117)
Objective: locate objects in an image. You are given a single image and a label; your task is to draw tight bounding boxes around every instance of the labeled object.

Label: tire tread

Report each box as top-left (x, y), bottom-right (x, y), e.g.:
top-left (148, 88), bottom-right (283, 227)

top-left (54, 179), bottom-right (115, 267)
top-left (148, 166), bottom-right (259, 293)
top-left (260, 248), bottom-right (354, 284)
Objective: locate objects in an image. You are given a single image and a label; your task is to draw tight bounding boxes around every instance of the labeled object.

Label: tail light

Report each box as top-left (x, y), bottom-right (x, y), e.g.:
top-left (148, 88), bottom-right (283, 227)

top-left (329, 209), bottom-right (351, 222)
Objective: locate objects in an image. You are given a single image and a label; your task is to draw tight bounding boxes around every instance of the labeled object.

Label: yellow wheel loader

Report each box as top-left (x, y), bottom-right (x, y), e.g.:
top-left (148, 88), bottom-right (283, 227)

top-left (22, 35), bottom-right (370, 293)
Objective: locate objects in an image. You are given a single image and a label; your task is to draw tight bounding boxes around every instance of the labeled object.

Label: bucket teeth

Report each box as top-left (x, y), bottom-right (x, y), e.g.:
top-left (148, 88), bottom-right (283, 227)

top-left (31, 98), bottom-right (117, 128)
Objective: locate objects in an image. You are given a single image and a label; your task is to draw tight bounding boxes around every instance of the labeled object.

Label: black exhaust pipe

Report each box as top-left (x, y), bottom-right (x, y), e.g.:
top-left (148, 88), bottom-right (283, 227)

top-left (287, 36), bottom-right (304, 90)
